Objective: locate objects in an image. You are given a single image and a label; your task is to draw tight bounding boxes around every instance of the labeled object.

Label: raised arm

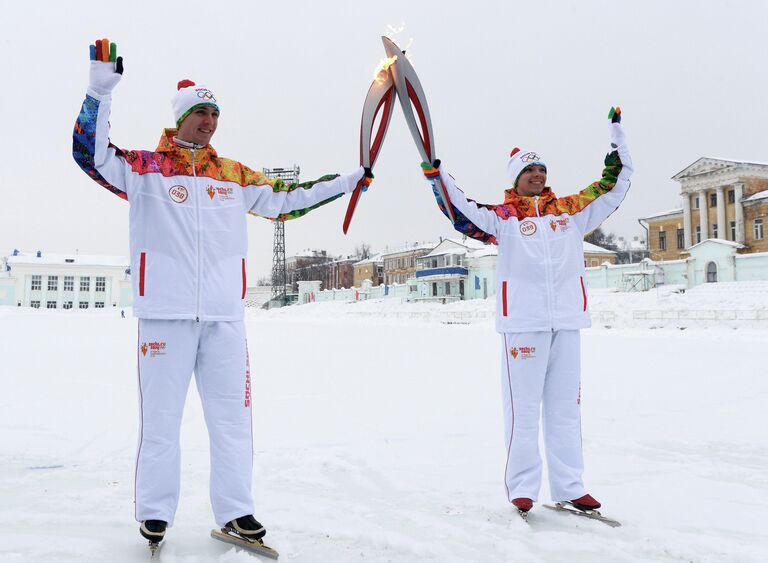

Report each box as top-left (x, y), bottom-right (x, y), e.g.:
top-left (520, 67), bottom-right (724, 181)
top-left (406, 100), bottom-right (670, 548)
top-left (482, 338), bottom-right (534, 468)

top-left (72, 38), bottom-right (133, 200)
top-left (421, 161), bottom-right (501, 244)
top-left (566, 107), bottom-right (633, 235)
top-left (242, 166), bottom-right (368, 220)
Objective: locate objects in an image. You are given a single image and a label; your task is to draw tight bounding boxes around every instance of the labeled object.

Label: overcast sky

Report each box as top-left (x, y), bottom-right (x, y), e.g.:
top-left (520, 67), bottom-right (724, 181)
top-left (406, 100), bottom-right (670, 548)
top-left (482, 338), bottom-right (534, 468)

top-left (1, 0), bottom-right (767, 279)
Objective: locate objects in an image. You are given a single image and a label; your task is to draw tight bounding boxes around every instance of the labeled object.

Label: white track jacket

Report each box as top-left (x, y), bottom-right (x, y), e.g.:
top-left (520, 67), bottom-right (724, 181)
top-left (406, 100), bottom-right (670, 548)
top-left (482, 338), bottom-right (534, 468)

top-left (424, 145), bottom-right (632, 333)
top-left (74, 91), bottom-right (362, 321)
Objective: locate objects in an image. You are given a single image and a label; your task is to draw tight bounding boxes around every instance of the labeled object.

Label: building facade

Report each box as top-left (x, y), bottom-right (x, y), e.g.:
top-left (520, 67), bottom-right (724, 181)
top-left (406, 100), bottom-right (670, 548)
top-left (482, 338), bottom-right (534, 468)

top-left (642, 158), bottom-right (768, 260)
top-left (0, 251), bottom-right (131, 309)
top-left (381, 243), bottom-right (435, 285)
top-left (413, 238), bottom-right (485, 301)
top-left (353, 253), bottom-right (384, 287)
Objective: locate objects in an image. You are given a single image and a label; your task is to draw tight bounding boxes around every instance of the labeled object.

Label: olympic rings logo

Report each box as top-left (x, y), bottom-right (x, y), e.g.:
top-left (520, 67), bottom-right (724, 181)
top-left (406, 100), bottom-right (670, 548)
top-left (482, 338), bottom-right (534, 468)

top-left (520, 152), bottom-right (540, 163)
top-left (196, 90), bottom-right (217, 102)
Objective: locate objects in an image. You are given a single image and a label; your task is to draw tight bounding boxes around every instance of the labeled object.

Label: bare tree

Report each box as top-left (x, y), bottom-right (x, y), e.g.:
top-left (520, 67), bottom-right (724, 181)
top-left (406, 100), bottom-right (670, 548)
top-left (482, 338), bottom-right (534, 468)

top-left (354, 242), bottom-right (372, 260)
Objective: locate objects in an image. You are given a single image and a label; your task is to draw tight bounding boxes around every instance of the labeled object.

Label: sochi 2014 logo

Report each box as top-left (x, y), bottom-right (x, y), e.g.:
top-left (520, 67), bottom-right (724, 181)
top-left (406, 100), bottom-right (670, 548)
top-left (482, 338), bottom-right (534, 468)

top-left (141, 341), bottom-right (167, 358)
top-left (207, 184), bottom-right (234, 201)
top-left (520, 220), bottom-right (537, 236)
top-left (510, 346), bottom-right (536, 360)
top-left (549, 217), bottom-right (570, 232)
top-left (169, 185), bottom-right (188, 203)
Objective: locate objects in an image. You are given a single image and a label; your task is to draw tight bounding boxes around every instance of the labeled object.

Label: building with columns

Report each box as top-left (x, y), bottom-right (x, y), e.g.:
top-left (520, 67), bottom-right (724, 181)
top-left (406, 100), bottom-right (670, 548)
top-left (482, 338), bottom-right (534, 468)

top-left (641, 158), bottom-right (768, 261)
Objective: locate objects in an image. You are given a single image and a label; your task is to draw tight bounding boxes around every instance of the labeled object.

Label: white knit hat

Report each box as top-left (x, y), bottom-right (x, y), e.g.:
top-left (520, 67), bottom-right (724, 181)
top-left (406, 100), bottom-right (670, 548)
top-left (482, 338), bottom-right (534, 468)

top-left (172, 79), bottom-right (219, 127)
top-left (506, 147), bottom-right (546, 186)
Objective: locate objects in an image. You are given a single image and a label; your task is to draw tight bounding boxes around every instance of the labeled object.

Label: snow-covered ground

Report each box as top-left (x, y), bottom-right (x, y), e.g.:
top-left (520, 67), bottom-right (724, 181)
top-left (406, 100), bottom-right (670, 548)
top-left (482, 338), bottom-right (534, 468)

top-left (1, 283), bottom-right (766, 562)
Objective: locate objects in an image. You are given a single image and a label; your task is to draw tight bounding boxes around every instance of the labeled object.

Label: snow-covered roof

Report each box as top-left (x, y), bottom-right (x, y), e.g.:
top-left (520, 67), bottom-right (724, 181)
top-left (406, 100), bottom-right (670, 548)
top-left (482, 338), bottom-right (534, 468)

top-left (640, 208), bottom-right (683, 221)
top-left (583, 241), bottom-right (617, 255)
top-left (354, 252), bottom-right (384, 266)
top-left (6, 252), bottom-right (129, 267)
top-left (380, 242), bottom-right (438, 257)
top-left (743, 190), bottom-right (768, 203)
top-left (687, 238), bottom-right (745, 251)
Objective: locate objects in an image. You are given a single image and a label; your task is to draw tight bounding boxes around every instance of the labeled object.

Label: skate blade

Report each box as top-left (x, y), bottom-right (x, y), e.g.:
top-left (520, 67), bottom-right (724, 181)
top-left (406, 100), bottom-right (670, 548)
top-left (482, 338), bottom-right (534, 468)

top-left (148, 540), bottom-right (163, 559)
top-left (211, 529), bottom-right (279, 559)
top-left (543, 503), bottom-right (622, 528)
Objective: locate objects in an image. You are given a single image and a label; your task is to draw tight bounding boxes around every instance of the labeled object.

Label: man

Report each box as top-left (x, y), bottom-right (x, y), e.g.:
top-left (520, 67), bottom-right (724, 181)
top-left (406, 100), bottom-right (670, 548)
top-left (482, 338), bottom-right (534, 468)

top-left (72, 38), bottom-right (370, 547)
top-left (420, 108), bottom-right (632, 516)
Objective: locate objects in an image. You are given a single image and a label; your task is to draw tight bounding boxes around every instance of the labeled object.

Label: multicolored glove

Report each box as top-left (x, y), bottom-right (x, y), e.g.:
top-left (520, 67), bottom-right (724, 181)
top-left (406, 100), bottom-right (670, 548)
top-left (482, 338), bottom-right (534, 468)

top-left (361, 167), bottom-right (374, 192)
top-left (608, 106), bottom-right (626, 149)
top-left (421, 159), bottom-right (441, 180)
top-left (88, 37), bottom-right (124, 96)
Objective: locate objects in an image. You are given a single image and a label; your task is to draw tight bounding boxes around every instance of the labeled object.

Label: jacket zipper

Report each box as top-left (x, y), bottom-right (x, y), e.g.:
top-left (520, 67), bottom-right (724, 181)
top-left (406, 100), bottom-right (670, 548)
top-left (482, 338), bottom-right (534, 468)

top-left (580, 275), bottom-right (587, 312)
top-left (534, 196), bottom-right (555, 330)
top-left (192, 148), bottom-right (201, 322)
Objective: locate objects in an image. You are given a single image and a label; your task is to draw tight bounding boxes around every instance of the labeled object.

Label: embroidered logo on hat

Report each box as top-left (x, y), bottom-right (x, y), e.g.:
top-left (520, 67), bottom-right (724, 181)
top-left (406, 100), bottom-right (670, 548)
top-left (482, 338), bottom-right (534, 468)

top-left (520, 152), bottom-right (541, 163)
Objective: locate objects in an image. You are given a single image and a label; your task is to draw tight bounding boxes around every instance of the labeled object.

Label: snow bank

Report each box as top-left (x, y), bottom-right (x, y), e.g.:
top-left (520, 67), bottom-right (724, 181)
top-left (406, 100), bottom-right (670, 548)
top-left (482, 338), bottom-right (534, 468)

top-left (0, 289), bottom-right (765, 562)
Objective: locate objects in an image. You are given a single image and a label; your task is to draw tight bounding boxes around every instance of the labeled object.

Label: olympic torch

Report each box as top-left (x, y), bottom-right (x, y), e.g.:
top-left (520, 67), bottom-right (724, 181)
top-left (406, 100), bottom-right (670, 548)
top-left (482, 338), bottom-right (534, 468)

top-left (342, 57), bottom-right (397, 234)
top-left (382, 36), bottom-right (456, 222)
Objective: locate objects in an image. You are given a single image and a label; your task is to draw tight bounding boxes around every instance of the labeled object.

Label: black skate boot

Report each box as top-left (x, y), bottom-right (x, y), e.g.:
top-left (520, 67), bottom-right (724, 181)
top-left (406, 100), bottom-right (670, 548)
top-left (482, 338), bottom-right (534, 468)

top-left (140, 520), bottom-right (167, 557)
top-left (224, 514), bottom-right (266, 540)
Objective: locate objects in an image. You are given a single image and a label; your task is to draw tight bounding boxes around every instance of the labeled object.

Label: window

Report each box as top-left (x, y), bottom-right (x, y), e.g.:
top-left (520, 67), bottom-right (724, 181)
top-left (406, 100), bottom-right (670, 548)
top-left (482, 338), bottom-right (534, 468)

top-left (46, 301), bottom-right (57, 309)
top-left (64, 276), bottom-right (74, 292)
top-left (80, 276), bottom-right (90, 292)
top-left (706, 262), bottom-right (717, 283)
top-left (693, 197), bottom-right (700, 209)
top-left (47, 276), bottom-right (58, 291)
top-left (63, 301), bottom-right (73, 310)
top-left (709, 193), bottom-right (717, 207)
top-left (754, 218), bottom-right (764, 241)
top-left (696, 226), bottom-right (701, 244)
top-left (445, 282), bottom-right (451, 295)
top-left (677, 229), bottom-right (684, 249)
top-left (432, 283), bottom-right (437, 297)
top-left (30, 300), bottom-right (40, 308)
top-left (95, 277), bottom-right (106, 292)
top-left (95, 302), bottom-right (105, 309)
top-left (79, 302), bottom-right (89, 309)
top-left (459, 279), bottom-right (464, 296)
top-left (659, 231), bottom-right (667, 251)
top-left (730, 221), bottom-right (736, 241)
top-left (728, 190), bottom-right (735, 204)
top-left (31, 275), bottom-right (41, 290)
top-left (712, 223), bottom-right (718, 239)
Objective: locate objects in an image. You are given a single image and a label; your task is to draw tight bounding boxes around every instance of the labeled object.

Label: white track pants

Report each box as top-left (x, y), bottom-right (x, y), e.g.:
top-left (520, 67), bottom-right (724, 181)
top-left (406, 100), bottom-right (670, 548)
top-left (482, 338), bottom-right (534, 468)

top-left (135, 319), bottom-right (254, 527)
top-left (500, 330), bottom-right (586, 503)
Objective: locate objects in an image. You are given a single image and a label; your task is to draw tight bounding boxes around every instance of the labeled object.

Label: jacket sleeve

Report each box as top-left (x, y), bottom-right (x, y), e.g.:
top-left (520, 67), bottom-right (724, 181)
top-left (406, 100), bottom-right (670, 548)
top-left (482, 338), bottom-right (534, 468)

top-left (424, 163), bottom-right (501, 244)
top-left (242, 166), bottom-right (364, 220)
top-left (566, 148), bottom-right (632, 235)
top-left (72, 91), bottom-right (134, 201)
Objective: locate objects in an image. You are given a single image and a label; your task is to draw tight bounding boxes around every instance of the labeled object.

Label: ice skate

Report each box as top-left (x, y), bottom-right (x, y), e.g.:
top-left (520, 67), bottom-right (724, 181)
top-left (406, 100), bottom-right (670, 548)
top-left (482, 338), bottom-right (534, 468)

top-left (139, 520), bottom-right (167, 558)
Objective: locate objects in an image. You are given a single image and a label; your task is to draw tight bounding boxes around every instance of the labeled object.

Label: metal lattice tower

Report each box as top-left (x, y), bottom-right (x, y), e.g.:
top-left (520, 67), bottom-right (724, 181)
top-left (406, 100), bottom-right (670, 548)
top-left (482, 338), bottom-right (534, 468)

top-left (263, 165), bottom-right (300, 306)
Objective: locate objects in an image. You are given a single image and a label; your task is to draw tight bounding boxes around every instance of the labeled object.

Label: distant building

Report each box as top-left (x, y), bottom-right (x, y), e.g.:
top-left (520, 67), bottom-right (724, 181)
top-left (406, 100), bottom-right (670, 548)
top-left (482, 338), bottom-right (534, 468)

top-left (285, 251), bottom-right (332, 292)
top-left (382, 243), bottom-right (435, 285)
top-left (0, 250), bottom-right (131, 309)
top-left (641, 158), bottom-right (768, 261)
top-left (324, 256), bottom-right (358, 290)
top-left (353, 253), bottom-right (384, 287)
top-left (413, 238), bottom-right (485, 301)
top-left (583, 241), bottom-right (618, 267)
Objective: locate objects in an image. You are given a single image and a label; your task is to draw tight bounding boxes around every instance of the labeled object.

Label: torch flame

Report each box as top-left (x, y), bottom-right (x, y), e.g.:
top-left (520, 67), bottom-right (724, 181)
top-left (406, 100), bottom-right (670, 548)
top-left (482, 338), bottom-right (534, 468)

top-left (373, 55), bottom-right (398, 83)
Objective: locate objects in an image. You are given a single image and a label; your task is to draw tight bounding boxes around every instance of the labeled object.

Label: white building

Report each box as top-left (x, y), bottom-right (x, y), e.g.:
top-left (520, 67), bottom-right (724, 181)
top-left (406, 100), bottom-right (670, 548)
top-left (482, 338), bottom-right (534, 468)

top-left (0, 251), bottom-right (132, 309)
top-left (412, 238), bottom-right (487, 301)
